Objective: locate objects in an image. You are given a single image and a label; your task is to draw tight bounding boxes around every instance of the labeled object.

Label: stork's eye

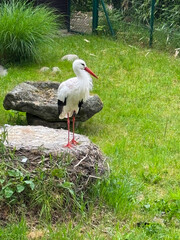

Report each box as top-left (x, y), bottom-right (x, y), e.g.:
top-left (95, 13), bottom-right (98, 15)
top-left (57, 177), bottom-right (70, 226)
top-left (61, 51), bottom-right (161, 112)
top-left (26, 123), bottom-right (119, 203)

top-left (81, 63), bottom-right (85, 67)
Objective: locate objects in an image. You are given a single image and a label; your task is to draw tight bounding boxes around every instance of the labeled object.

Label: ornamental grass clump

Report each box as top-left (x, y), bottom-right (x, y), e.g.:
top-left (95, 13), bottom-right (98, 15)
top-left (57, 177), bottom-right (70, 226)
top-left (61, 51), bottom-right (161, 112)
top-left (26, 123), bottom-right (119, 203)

top-left (0, 0), bottom-right (60, 63)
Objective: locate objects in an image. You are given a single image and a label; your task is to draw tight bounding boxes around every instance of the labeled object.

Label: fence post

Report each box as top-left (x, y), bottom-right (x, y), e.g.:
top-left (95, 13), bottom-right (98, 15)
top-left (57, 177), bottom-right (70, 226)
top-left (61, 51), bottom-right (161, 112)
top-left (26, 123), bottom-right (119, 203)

top-left (101, 0), bottom-right (115, 37)
top-left (92, 0), bottom-right (99, 32)
top-left (67, 0), bottom-right (71, 32)
top-left (149, 0), bottom-right (155, 47)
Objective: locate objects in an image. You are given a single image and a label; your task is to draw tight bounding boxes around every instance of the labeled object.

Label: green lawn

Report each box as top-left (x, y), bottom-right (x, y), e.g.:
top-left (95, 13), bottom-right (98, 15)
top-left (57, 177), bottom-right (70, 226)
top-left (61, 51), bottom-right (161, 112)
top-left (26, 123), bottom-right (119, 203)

top-left (0, 35), bottom-right (180, 239)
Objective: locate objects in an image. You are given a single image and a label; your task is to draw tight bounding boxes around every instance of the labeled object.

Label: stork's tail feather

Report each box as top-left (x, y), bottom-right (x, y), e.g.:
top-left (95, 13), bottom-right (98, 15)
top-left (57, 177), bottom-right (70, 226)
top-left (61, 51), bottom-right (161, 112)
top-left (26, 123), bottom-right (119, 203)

top-left (59, 114), bottom-right (67, 119)
top-left (59, 109), bottom-right (80, 119)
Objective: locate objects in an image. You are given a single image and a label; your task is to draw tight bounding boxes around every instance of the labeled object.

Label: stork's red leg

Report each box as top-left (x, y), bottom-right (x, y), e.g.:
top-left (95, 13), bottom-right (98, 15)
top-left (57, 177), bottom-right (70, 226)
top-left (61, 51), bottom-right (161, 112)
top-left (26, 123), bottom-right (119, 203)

top-left (64, 113), bottom-right (73, 148)
top-left (71, 112), bottom-right (79, 145)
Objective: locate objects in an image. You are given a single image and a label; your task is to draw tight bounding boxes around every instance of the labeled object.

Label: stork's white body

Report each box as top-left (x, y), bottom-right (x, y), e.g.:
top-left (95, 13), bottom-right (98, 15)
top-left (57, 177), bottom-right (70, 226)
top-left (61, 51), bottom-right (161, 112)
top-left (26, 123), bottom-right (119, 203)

top-left (57, 59), bottom-right (98, 148)
top-left (57, 60), bottom-right (93, 119)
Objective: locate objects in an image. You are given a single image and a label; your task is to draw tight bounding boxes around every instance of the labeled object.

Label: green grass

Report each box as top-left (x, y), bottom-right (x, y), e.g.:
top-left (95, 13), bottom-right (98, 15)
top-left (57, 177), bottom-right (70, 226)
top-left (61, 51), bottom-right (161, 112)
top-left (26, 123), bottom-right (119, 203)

top-left (0, 34), bottom-right (180, 239)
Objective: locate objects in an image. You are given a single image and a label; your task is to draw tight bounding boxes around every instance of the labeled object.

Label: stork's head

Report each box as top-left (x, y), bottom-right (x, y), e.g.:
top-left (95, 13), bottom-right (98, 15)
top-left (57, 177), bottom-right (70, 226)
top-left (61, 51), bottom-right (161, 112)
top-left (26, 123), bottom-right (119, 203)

top-left (73, 59), bottom-right (98, 79)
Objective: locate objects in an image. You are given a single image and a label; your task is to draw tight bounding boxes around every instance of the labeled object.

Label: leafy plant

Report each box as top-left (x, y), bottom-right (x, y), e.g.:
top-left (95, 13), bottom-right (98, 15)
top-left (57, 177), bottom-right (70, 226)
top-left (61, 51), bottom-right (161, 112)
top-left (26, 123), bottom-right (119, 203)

top-left (155, 199), bottom-right (180, 221)
top-left (0, 168), bottom-right (34, 203)
top-left (7, 111), bottom-right (27, 125)
top-left (0, 0), bottom-right (60, 63)
top-left (140, 222), bottom-right (167, 238)
top-left (0, 126), bottom-right (8, 155)
top-left (141, 171), bottom-right (162, 184)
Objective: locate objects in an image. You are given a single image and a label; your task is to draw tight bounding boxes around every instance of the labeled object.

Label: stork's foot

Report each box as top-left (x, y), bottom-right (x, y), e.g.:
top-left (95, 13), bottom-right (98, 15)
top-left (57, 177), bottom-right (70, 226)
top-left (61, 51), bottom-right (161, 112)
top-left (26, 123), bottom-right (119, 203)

top-left (64, 142), bottom-right (73, 148)
top-left (70, 139), bottom-right (79, 145)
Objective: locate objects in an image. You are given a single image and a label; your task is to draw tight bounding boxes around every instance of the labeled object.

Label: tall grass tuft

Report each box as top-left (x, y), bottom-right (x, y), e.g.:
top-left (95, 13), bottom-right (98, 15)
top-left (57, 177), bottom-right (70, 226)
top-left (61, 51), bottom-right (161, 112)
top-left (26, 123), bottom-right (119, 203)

top-left (0, 0), bottom-right (60, 63)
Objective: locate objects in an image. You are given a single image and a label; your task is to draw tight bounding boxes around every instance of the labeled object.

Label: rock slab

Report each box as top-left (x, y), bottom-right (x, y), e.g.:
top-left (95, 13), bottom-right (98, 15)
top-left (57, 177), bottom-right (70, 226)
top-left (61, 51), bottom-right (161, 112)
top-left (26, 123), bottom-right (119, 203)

top-left (1, 125), bottom-right (90, 154)
top-left (0, 125), bottom-right (107, 189)
top-left (0, 65), bottom-right (8, 77)
top-left (3, 81), bottom-right (103, 128)
top-left (61, 54), bottom-right (79, 61)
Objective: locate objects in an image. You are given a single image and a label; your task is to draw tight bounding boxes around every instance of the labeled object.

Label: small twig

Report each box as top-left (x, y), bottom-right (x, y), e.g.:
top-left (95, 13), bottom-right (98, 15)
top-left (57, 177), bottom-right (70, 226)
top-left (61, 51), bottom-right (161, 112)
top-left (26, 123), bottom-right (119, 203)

top-left (37, 158), bottom-right (49, 165)
top-left (30, 156), bottom-right (40, 161)
top-left (89, 175), bottom-right (101, 179)
top-left (4, 163), bottom-right (19, 171)
top-left (18, 165), bottom-right (30, 173)
top-left (85, 175), bottom-right (101, 185)
top-left (74, 153), bottom-right (88, 168)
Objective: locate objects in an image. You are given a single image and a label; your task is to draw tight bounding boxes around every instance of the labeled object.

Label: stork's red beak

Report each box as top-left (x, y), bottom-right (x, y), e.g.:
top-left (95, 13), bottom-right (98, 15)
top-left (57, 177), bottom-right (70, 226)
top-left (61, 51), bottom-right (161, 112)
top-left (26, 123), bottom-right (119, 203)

top-left (85, 67), bottom-right (98, 79)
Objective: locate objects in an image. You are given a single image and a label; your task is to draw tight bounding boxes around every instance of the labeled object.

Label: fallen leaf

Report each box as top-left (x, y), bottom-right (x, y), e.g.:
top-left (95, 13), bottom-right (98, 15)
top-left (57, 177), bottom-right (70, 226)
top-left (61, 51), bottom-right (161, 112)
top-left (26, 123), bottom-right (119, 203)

top-left (84, 39), bottom-right (90, 43)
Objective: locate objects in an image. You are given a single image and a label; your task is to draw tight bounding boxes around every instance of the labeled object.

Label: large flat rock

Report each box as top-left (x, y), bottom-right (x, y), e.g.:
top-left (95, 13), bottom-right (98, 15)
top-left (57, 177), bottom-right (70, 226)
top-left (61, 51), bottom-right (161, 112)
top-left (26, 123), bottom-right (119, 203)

top-left (3, 81), bottom-right (103, 128)
top-left (0, 125), bottom-right (107, 189)
top-left (1, 125), bottom-right (91, 155)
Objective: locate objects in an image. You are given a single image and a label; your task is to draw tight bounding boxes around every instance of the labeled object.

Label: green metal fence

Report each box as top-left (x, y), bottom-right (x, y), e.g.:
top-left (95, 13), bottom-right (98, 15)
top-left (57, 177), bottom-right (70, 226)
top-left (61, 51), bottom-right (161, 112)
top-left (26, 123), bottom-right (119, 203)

top-left (68, 0), bottom-right (180, 50)
top-left (149, 0), bottom-right (155, 47)
top-left (69, 0), bottom-right (115, 35)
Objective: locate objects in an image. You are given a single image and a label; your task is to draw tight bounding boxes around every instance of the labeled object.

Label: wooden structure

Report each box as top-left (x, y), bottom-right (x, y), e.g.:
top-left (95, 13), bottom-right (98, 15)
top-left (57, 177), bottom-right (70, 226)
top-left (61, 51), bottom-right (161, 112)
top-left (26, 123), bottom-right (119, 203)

top-left (35, 0), bottom-right (70, 28)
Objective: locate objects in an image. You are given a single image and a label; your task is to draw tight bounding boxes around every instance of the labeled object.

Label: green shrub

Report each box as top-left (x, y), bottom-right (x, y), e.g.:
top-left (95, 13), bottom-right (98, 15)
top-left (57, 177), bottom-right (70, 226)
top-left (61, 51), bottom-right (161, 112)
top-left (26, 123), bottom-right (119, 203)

top-left (0, 0), bottom-right (60, 63)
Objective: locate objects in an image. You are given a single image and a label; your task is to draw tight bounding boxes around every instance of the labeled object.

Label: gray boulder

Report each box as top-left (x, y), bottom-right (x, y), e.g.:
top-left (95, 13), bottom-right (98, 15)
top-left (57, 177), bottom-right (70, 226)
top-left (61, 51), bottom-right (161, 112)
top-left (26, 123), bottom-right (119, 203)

top-left (61, 54), bottom-right (79, 61)
top-left (0, 65), bottom-right (8, 77)
top-left (52, 67), bottom-right (61, 74)
top-left (39, 67), bottom-right (50, 72)
top-left (26, 113), bottom-right (68, 129)
top-left (3, 81), bottom-right (103, 128)
top-left (0, 125), bottom-right (107, 190)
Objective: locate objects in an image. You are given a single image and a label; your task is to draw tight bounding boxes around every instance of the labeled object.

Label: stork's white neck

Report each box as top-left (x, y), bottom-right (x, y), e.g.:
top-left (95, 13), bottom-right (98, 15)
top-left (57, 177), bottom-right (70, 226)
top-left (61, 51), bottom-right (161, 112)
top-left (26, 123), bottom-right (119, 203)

top-left (75, 69), bottom-right (91, 82)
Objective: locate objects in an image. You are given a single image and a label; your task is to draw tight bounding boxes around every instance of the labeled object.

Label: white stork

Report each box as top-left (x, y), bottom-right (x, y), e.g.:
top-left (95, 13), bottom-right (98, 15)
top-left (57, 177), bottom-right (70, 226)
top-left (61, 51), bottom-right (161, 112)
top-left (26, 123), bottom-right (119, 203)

top-left (57, 59), bottom-right (98, 148)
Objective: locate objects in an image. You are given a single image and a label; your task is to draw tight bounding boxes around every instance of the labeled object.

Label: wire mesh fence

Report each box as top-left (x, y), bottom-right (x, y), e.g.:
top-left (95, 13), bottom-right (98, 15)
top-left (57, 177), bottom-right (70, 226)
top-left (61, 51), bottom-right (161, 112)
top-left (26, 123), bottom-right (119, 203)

top-left (68, 0), bottom-right (180, 51)
top-left (69, 0), bottom-right (93, 34)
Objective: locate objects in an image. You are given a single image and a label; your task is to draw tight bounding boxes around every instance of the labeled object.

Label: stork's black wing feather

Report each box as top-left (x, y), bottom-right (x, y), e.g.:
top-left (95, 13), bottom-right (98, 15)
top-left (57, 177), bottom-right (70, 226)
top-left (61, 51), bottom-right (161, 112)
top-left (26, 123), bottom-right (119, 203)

top-left (78, 99), bottom-right (83, 111)
top-left (58, 98), bottom-right (67, 115)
